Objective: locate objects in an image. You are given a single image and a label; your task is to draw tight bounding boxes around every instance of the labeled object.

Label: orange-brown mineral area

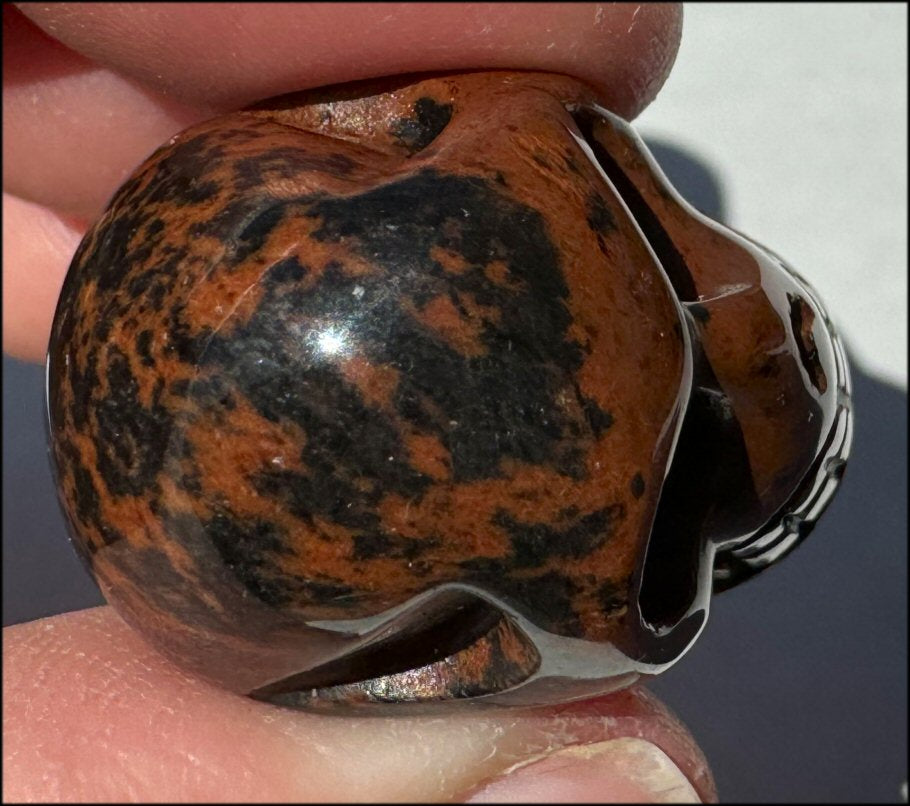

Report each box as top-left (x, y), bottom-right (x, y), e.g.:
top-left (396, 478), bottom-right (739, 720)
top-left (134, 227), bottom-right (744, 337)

top-left (46, 71), bottom-right (849, 701)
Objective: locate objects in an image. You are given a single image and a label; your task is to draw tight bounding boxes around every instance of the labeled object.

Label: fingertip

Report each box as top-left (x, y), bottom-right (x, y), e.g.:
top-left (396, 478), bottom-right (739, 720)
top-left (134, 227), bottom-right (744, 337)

top-left (604, 2), bottom-right (683, 119)
top-left (17, 3), bottom-right (683, 120)
top-left (1, 607), bottom-right (520, 802)
top-left (3, 608), bottom-right (714, 803)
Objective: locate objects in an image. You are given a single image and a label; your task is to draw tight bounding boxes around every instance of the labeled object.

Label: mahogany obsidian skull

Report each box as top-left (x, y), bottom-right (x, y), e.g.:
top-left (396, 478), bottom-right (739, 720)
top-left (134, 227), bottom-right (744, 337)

top-left (46, 71), bottom-right (852, 708)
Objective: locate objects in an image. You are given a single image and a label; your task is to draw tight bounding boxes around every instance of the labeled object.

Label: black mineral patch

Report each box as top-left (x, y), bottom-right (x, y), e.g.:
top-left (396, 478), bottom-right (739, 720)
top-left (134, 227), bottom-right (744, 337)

top-left (391, 97), bottom-right (453, 153)
top-left (93, 346), bottom-right (171, 497)
top-left (301, 168), bottom-right (586, 481)
top-left (144, 134), bottom-right (227, 207)
top-left (457, 562), bottom-right (583, 636)
top-left (205, 512), bottom-right (296, 606)
top-left (597, 578), bottom-right (626, 612)
top-left (688, 303), bottom-right (711, 324)
top-left (233, 146), bottom-right (355, 192)
top-left (586, 193), bottom-right (616, 235)
top-left (233, 204), bottom-right (285, 261)
top-left (495, 505), bottom-right (623, 568)
top-left (72, 463), bottom-right (100, 530)
top-left (351, 532), bottom-right (435, 562)
top-left (581, 396), bottom-right (614, 438)
top-left (136, 329), bottom-right (154, 366)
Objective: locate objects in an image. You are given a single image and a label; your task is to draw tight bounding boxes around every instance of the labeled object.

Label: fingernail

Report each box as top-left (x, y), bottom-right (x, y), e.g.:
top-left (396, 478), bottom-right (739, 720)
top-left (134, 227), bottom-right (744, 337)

top-left (465, 737), bottom-right (701, 803)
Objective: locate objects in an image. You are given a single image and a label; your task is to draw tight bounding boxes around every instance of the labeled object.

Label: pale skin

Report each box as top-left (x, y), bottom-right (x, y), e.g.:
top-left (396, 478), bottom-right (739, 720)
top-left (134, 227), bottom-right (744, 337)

top-left (3, 4), bottom-right (718, 801)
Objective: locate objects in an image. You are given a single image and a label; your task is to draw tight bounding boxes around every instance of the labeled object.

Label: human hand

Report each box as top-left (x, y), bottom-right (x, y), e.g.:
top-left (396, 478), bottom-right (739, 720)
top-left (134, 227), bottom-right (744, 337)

top-left (3, 3), bottom-right (717, 801)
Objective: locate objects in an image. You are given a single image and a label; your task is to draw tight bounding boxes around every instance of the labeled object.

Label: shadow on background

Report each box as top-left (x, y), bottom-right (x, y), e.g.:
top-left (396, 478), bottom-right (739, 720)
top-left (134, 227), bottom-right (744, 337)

top-left (646, 139), bottom-right (727, 222)
top-left (2, 142), bottom-right (906, 803)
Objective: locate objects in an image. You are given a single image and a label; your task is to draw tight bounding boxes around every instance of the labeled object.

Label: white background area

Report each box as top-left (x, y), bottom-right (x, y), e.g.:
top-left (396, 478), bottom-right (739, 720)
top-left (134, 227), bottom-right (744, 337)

top-left (635, 3), bottom-right (907, 389)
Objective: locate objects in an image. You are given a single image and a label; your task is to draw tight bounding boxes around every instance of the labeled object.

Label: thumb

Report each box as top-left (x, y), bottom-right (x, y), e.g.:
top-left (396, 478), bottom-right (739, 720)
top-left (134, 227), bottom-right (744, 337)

top-left (3, 606), bottom-right (715, 802)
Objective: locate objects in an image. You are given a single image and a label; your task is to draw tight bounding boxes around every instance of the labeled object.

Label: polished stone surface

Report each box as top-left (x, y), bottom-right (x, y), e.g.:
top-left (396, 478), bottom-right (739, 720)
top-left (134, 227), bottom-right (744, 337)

top-left (46, 72), bottom-right (850, 706)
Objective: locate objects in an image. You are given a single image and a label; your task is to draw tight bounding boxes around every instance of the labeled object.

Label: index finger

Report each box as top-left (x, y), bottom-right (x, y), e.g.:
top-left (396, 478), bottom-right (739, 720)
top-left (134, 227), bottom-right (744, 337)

top-left (3, 2), bottom-right (682, 362)
top-left (17, 2), bottom-right (682, 117)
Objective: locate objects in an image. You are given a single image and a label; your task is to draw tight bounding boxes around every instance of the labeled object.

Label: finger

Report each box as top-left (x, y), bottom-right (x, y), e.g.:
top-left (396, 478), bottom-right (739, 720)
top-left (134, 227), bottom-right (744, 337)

top-left (1, 192), bottom-right (84, 359)
top-left (3, 607), bottom-right (715, 802)
top-left (5, 3), bottom-right (682, 219)
top-left (2, 5), bottom-right (209, 219)
top-left (18, 2), bottom-right (682, 117)
top-left (4, 3), bottom-right (682, 363)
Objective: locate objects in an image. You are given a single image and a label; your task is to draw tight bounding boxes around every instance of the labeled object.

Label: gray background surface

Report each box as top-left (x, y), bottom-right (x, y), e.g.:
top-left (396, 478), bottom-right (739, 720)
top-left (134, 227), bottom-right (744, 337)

top-left (3, 3), bottom-right (907, 803)
top-left (637, 3), bottom-right (908, 391)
